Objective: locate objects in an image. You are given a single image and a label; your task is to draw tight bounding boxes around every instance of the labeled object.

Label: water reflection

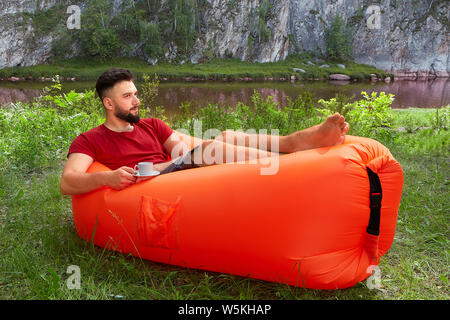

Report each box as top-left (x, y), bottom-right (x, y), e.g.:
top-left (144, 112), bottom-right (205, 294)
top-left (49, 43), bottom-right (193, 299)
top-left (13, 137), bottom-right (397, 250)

top-left (1, 79), bottom-right (449, 111)
top-left (0, 86), bottom-right (42, 105)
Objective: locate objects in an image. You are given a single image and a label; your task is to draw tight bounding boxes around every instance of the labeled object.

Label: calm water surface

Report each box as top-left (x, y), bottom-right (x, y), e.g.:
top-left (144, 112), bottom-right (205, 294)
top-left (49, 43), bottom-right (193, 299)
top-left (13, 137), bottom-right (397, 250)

top-left (1, 79), bottom-right (448, 113)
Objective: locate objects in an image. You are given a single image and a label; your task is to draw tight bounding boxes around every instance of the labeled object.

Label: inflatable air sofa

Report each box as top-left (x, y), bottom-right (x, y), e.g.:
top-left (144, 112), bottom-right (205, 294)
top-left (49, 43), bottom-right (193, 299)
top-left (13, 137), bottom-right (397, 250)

top-left (72, 135), bottom-right (403, 289)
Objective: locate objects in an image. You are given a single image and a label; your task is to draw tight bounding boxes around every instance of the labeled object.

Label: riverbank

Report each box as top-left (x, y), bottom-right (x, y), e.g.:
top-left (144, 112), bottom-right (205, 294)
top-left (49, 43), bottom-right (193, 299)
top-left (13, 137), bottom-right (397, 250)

top-left (0, 55), bottom-right (393, 83)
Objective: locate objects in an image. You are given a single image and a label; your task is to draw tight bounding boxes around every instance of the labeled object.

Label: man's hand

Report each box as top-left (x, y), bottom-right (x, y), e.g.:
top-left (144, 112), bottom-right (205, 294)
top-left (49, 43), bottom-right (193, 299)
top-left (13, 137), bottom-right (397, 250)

top-left (107, 166), bottom-right (137, 190)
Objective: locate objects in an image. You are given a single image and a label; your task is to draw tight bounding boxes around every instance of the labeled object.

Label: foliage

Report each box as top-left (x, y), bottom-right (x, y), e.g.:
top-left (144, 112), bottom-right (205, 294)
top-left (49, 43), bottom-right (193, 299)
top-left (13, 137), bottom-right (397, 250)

top-left (140, 22), bottom-right (164, 58)
top-left (169, 0), bottom-right (197, 53)
top-left (49, 0), bottom-right (199, 61)
top-left (78, 0), bottom-right (120, 61)
top-left (316, 90), bottom-right (398, 142)
top-left (139, 74), bottom-right (167, 122)
top-left (430, 106), bottom-right (449, 131)
top-left (0, 78), bottom-right (103, 172)
top-left (0, 104), bottom-right (102, 172)
top-left (317, 93), bottom-right (355, 118)
top-left (256, 0), bottom-right (273, 43)
top-left (345, 91), bottom-right (395, 138)
top-left (39, 76), bottom-right (103, 117)
top-left (325, 16), bottom-right (353, 62)
top-left (51, 26), bottom-right (77, 60)
top-left (22, 3), bottom-right (66, 36)
top-left (171, 90), bottom-right (323, 137)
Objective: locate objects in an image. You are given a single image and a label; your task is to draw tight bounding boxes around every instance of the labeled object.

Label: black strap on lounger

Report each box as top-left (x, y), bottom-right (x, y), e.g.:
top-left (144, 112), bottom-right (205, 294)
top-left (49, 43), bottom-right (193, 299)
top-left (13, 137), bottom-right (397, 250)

top-left (366, 167), bottom-right (382, 236)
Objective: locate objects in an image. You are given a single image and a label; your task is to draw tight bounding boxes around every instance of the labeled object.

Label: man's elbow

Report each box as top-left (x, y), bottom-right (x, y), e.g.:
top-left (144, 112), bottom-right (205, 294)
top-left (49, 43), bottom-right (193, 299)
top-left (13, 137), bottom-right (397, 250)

top-left (60, 174), bottom-right (72, 195)
top-left (60, 179), bottom-right (69, 195)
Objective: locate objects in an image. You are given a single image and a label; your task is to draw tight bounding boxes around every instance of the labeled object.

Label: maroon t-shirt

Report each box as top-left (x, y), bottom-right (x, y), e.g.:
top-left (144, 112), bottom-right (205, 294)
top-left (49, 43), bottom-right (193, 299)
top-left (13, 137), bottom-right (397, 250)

top-left (68, 118), bottom-right (173, 170)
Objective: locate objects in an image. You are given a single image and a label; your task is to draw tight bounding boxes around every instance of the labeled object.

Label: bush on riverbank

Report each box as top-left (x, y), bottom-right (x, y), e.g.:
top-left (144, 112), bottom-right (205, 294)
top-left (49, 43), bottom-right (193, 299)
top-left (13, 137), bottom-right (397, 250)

top-left (1, 78), bottom-right (448, 173)
top-left (0, 80), bottom-right (448, 299)
top-left (0, 77), bottom-right (404, 172)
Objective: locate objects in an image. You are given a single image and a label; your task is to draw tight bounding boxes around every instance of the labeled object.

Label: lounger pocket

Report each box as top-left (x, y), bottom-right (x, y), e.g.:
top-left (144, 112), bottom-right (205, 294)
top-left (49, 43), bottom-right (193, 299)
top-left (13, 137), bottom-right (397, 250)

top-left (137, 195), bottom-right (181, 249)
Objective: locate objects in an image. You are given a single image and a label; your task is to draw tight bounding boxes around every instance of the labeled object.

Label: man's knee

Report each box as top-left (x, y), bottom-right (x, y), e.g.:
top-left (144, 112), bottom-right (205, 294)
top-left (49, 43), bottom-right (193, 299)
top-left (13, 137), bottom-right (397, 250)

top-left (216, 130), bottom-right (232, 143)
top-left (200, 139), bottom-right (216, 149)
top-left (218, 130), bottom-right (247, 146)
top-left (190, 139), bottom-right (216, 165)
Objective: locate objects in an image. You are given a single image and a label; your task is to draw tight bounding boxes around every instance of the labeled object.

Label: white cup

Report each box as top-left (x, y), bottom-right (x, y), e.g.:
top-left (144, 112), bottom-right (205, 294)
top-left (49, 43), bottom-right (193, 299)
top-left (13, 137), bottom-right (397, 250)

top-left (134, 162), bottom-right (154, 176)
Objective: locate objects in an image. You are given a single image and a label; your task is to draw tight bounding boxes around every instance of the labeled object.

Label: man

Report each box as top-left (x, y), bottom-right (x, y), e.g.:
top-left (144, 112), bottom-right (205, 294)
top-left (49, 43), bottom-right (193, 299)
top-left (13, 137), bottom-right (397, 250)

top-left (60, 68), bottom-right (349, 195)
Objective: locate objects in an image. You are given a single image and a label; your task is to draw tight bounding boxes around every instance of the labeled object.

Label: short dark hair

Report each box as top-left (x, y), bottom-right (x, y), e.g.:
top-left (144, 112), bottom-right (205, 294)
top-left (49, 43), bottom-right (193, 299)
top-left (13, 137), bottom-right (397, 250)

top-left (95, 68), bottom-right (134, 100)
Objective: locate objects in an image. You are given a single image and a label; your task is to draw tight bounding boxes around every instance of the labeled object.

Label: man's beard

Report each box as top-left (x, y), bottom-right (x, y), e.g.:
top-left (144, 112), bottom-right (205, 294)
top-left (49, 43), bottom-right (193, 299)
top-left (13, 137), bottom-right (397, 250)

top-left (114, 106), bottom-right (140, 123)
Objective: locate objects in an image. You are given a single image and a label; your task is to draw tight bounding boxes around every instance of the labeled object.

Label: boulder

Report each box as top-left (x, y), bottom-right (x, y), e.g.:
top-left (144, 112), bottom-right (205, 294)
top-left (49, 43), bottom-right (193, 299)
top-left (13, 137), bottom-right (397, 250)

top-left (293, 67), bottom-right (305, 73)
top-left (147, 57), bottom-right (158, 65)
top-left (337, 64), bottom-right (346, 69)
top-left (329, 74), bottom-right (351, 81)
top-left (319, 64), bottom-right (330, 68)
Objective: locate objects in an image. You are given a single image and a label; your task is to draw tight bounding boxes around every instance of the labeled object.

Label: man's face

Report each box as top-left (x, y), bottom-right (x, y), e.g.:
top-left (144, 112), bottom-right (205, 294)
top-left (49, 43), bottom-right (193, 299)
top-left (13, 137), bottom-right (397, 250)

top-left (105, 80), bottom-right (140, 123)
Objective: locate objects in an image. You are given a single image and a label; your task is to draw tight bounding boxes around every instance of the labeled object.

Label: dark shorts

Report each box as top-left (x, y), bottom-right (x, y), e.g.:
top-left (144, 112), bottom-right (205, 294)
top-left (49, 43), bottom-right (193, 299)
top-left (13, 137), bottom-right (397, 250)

top-left (160, 145), bottom-right (201, 175)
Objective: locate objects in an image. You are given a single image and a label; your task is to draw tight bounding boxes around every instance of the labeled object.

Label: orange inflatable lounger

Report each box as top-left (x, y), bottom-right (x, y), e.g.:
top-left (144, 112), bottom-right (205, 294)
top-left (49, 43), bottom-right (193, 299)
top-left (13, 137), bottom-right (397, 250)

top-left (71, 135), bottom-right (403, 289)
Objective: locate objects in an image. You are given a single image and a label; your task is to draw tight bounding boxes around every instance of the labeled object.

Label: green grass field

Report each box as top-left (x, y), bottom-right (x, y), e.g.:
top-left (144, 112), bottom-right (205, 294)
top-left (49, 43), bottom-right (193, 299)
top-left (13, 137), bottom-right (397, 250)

top-left (0, 55), bottom-right (390, 82)
top-left (0, 88), bottom-right (448, 299)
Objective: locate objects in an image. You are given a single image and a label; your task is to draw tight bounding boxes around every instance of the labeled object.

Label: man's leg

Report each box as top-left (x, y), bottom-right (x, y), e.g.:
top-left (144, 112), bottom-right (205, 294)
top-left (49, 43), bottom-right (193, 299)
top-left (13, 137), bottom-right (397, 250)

top-left (190, 113), bottom-right (349, 167)
top-left (162, 112), bottom-right (350, 173)
top-left (187, 139), bottom-right (275, 167)
top-left (215, 113), bottom-right (349, 154)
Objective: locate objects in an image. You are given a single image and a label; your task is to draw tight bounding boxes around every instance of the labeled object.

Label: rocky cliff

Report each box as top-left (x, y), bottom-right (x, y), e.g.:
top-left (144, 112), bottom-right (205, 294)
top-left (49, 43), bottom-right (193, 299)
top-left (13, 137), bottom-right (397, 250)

top-left (1, 0), bottom-right (448, 77)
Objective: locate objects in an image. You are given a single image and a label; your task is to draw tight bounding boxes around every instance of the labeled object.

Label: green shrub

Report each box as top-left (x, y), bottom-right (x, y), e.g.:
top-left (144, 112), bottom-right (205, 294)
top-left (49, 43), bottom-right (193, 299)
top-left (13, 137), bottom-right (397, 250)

top-left (139, 74), bottom-right (166, 121)
top-left (0, 78), bottom-right (105, 172)
top-left (318, 93), bottom-right (355, 118)
top-left (346, 91), bottom-right (395, 138)
top-left (38, 77), bottom-right (103, 117)
top-left (169, 90), bottom-right (323, 137)
top-left (0, 104), bottom-right (102, 172)
top-left (430, 106), bottom-right (449, 131)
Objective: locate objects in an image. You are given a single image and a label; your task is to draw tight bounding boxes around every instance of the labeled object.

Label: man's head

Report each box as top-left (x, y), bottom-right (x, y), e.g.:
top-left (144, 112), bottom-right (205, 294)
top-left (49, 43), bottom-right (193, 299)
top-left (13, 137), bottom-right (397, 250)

top-left (96, 68), bottom-right (140, 123)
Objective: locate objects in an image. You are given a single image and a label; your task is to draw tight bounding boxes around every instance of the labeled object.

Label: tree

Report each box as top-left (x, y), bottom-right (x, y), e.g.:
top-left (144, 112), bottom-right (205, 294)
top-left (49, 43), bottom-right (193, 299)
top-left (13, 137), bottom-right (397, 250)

top-left (169, 0), bottom-right (196, 53)
top-left (325, 16), bottom-right (353, 61)
top-left (257, 0), bottom-right (272, 43)
top-left (140, 22), bottom-right (164, 57)
top-left (79, 0), bottom-right (120, 61)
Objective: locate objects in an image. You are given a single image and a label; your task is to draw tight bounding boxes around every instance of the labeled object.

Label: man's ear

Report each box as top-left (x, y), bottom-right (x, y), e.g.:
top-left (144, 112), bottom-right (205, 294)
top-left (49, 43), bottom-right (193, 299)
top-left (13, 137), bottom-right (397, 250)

top-left (103, 97), bottom-right (113, 110)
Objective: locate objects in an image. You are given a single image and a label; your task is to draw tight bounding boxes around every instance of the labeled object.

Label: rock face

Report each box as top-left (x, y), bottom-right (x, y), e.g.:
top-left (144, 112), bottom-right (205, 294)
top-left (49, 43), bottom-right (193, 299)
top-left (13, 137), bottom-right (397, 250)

top-left (289, 0), bottom-right (449, 77)
top-left (0, 0), bottom-right (62, 68)
top-left (350, 0), bottom-right (449, 78)
top-left (0, 0), bottom-right (448, 76)
top-left (191, 0), bottom-right (290, 63)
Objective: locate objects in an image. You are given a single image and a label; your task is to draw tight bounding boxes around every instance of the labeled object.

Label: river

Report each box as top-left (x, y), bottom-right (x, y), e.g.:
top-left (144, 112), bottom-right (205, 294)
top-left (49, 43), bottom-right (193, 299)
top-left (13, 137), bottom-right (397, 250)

top-left (0, 78), bottom-right (449, 112)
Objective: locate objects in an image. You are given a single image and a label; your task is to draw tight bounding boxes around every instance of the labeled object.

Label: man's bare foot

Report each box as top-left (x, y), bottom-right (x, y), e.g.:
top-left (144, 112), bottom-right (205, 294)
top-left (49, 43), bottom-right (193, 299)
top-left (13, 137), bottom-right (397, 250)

top-left (288, 113), bottom-right (350, 152)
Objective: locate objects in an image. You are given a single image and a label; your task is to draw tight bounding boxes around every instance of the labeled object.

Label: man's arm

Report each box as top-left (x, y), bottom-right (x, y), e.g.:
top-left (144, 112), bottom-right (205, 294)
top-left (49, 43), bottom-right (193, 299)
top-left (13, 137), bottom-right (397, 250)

top-left (60, 153), bottom-right (137, 195)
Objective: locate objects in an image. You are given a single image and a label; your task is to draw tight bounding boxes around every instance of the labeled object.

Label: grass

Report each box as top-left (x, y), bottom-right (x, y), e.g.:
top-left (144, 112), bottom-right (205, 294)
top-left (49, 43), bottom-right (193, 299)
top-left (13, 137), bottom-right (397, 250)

top-left (0, 55), bottom-right (391, 82)
top-left (0, 91), bottom-right (448, 299)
